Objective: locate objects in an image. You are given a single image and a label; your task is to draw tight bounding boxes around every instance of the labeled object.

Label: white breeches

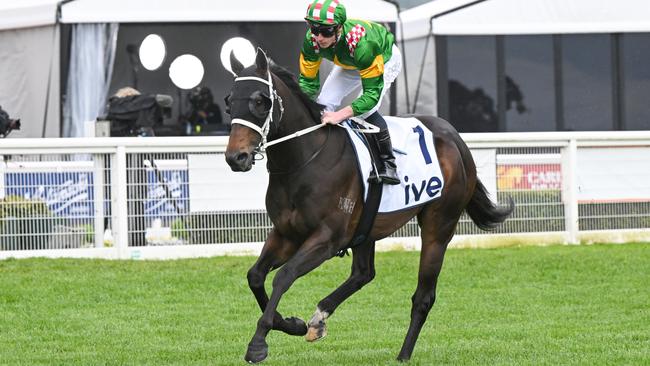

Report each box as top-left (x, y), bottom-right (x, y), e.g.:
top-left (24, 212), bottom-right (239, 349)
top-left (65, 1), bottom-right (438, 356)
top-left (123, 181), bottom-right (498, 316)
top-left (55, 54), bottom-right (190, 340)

top-left (316, 45), bottom-right (402, 119)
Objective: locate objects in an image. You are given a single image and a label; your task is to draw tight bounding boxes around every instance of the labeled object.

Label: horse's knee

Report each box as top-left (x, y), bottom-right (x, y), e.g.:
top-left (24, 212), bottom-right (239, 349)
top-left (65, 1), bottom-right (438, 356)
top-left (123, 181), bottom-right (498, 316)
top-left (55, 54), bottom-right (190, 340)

top-left (411, 291), bottom-right (436, 315)
top-left (247, 267), bottom-right (265, 289)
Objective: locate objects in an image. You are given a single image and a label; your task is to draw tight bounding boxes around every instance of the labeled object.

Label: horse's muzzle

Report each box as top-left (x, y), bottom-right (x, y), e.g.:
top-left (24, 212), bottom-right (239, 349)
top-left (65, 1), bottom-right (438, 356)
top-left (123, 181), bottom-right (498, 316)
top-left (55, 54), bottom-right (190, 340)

top-left (225, 151), bottom-right (253, 172)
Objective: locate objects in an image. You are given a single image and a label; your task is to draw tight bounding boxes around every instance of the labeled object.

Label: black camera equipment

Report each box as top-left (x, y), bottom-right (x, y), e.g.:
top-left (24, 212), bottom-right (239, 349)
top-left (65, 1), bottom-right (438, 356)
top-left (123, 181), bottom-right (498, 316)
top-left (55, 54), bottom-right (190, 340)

top-left (103, 94), bottom-right (173, 137)
top-left (0, 105), bottom-right (20, 138)
top-left (182, 86), bottom-right (227, 135)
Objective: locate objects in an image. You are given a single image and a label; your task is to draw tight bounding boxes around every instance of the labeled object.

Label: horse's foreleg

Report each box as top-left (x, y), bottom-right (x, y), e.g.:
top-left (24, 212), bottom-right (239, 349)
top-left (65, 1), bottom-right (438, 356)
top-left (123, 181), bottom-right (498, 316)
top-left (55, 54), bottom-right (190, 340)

top-left (305, 241), bottom-right (376, 342)
top-left (397, 215), bottom-right (456, 362)
top-left (245, 229), bottom-right (335, 364)
top-left (248, 229), bottom-right (306, 336)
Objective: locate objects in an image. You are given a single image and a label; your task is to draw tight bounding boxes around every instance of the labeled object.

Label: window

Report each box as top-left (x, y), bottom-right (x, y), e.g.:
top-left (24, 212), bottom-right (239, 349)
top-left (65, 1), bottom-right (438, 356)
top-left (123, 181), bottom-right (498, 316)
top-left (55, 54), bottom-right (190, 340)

top-left (621, 33), bottom-right (650, 131)
top-left (504, 35), bottom-right (555, 131)
top-left (561, 35), bottom-right (613, 131)
top-left (446, 36), bottom-right (497, 132)
top-left (438, 33), bottom-right (637, 132)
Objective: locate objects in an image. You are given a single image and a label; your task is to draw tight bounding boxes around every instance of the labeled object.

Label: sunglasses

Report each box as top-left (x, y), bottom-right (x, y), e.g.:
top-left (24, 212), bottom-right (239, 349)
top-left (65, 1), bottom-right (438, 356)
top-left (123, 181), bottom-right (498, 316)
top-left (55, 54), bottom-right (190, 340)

top-left (310, 25), bottom-right (337, 37)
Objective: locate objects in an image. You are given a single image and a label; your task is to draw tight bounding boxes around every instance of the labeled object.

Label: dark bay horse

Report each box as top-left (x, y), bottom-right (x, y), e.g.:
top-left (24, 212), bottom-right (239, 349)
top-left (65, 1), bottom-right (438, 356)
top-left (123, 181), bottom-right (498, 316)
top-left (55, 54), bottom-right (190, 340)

top-left (224, 49), bottom-right (514, 363)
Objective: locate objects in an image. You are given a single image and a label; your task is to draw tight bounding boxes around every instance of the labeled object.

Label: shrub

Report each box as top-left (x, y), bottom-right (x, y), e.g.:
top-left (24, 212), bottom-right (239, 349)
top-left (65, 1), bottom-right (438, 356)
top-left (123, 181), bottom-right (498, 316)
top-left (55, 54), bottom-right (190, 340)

top-left (170, 218), bottom-right (189, 242)
top-left (0, 195), bottom-right (54, 250)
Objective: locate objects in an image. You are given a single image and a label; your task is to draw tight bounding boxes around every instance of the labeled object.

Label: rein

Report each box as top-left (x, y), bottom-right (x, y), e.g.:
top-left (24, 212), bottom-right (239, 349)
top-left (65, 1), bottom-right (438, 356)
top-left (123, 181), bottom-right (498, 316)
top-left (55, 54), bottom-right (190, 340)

top-left (231, 70), bottom-right (379, 151)
top-left (268, 125), bottom-right (332, 176)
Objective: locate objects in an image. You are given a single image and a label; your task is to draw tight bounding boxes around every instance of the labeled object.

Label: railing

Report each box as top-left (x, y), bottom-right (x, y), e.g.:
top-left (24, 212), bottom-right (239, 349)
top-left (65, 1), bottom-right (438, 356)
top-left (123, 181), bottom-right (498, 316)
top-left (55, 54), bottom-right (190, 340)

top-left (1, 131), bottom-right (649, 260)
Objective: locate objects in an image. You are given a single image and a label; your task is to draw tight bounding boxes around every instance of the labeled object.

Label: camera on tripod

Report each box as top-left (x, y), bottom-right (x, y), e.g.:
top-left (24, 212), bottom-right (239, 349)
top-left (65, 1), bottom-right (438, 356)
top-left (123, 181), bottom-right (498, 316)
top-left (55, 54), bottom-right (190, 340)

top-left (180, 86), bottom-right (228, 136)
top-left (0, 105), bottom-right (20, 138)
top-left (98, 87), bottom-right (173, 137)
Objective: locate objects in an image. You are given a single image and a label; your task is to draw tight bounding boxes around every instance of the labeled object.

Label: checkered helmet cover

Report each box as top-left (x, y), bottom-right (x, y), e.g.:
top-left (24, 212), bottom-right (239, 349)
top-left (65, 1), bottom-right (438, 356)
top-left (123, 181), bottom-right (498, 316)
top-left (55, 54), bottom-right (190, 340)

top-left (305, 0), bottom-right (346, 26)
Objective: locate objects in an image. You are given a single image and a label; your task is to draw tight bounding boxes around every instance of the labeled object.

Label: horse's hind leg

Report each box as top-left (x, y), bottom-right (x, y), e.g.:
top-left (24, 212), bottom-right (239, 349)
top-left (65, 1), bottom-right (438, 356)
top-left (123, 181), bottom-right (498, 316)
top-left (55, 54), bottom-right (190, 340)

top-left (306, 241), bottom-right (376, 342)
top-left (247, 228), bottom-right (307, 336)
top-left (397, 210), bottom-right (459, 362)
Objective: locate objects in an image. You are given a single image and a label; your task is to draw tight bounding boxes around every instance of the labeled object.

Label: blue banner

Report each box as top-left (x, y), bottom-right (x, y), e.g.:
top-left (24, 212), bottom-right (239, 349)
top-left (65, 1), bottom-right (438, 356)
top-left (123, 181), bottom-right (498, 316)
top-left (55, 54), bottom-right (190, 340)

top-left (144, 170), bottom-right (189, 217)
top-left (4, 169), bottom-right (189, 219)
top-left (5, 171), bottom-right (95, 217)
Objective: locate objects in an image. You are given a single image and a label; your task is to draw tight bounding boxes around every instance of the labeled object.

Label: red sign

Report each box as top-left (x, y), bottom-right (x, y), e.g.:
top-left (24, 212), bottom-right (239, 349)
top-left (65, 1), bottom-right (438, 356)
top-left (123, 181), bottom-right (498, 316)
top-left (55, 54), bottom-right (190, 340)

top-left (497, 164), bottom-right (562, 190)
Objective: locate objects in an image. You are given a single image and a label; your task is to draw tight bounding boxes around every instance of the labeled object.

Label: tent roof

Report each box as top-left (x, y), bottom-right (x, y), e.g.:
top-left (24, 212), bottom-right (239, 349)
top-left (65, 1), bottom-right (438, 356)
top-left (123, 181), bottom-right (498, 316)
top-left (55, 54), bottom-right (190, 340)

top-left (400, 0), bottom-right (650, 39)
top-left (59, 0), bottom-right (397, 23)
top-left (399, 0), bottom-right (475, 40)
top-left (0, 0), bottom-right (397, 30)
top-left (0, 0), bottom-right (59, 31)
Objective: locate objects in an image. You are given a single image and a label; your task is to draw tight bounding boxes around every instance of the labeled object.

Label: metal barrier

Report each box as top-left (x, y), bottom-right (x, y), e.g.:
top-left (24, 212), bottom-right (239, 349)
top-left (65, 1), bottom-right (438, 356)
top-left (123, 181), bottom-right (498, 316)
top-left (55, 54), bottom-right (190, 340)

top-left (1, 132), bottom-right (649, 259)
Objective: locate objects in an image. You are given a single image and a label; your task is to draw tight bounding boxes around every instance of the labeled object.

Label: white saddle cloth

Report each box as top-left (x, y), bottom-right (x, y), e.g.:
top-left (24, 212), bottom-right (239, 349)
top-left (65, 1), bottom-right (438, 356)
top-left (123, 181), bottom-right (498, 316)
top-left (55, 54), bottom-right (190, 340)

top-left (343, 116), bottom-right (445, 213)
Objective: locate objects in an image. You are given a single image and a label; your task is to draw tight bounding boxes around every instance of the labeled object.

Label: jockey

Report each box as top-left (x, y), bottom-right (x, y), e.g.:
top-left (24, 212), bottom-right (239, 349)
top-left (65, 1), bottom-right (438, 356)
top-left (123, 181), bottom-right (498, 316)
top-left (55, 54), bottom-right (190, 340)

top-left (299, 0), bottom-right (402, 185)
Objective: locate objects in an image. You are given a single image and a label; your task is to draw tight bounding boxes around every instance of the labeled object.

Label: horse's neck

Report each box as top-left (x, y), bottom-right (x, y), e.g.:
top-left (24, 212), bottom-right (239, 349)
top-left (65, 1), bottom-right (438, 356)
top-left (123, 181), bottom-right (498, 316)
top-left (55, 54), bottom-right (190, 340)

top-left (268, 94), bottom-right (322, 157)
top-left (266, 92), bottom-right (345, 177)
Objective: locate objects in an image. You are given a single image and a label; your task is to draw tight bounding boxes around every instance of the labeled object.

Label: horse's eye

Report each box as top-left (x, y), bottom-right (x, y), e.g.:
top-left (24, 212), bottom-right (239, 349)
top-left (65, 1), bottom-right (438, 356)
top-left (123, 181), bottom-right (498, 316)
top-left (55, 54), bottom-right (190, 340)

top-left (223, 93), bottom-right (232, 114)
top-left (256, 99), bottom-right (263, 105)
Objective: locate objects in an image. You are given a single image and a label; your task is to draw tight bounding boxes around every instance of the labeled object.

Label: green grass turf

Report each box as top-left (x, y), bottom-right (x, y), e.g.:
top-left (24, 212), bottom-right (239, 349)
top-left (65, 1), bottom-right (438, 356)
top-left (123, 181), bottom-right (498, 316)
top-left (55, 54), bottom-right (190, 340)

top-left (0, 243), bottom-right (648, 365)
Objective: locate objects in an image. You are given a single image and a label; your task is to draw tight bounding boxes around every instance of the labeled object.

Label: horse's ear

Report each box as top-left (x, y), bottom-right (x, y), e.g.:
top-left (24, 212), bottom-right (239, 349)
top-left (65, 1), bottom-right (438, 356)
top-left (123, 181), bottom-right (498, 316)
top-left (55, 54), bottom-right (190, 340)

top-left (230, 51), bottom-right (244, 77)
top-left (255, 48), bottom-right (269, 73)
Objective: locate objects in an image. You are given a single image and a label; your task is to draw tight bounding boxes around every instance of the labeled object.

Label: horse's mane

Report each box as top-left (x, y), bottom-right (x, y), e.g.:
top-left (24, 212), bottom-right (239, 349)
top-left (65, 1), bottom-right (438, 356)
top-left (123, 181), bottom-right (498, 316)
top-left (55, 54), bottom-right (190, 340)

top-left (269, 62), bottom-right (324, 123)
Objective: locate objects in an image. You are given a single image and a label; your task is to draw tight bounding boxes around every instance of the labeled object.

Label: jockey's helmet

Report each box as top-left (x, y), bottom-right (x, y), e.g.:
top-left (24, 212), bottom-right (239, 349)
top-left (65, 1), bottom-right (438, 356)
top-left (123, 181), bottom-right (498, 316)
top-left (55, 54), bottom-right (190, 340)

top-left (304, 0), bottom-right (346, 26)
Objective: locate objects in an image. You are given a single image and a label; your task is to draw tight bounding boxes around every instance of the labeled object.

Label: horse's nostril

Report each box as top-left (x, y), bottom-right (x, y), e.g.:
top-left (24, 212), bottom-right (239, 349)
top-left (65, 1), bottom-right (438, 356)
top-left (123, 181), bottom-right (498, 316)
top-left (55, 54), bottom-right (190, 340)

top-left (226, 151), bottom-right (252, 171)
top-left (236, 152), bottom-right (249, 163)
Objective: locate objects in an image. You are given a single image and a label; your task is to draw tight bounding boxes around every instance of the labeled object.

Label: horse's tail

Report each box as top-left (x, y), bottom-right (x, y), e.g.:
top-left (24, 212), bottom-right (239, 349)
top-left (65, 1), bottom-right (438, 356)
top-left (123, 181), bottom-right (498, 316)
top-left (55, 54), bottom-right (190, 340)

top-left (465, 179), bottom-right (515, 231)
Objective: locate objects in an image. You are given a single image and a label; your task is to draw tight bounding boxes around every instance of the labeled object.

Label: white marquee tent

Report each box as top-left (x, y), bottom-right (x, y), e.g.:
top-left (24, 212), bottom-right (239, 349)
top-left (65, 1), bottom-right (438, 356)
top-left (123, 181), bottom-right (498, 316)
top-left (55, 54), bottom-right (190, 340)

top-left (0, 0), bottom-right (397, 138)
top-left (0, 0), bottom-right (61, 138)
top-left (0, 1), bottom-right (61, 31)
top-left (396, 0), bottom-right (650, 115)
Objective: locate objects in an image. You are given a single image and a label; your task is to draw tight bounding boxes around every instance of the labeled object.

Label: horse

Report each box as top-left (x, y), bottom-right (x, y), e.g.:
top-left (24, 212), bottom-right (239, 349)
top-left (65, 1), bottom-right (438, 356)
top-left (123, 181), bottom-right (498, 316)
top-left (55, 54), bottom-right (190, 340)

top-left (224, 49), bottom-right (514, 363)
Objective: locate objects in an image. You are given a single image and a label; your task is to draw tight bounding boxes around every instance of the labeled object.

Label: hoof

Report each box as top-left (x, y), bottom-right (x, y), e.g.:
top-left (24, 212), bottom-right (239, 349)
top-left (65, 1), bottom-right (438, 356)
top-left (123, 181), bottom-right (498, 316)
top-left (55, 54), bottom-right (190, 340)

top-left (305, 320), bottom-right (327, 342)
top-left (280, 317), bottom-right (308, 336)
top-left (244, 339), bottom-right (268, 364)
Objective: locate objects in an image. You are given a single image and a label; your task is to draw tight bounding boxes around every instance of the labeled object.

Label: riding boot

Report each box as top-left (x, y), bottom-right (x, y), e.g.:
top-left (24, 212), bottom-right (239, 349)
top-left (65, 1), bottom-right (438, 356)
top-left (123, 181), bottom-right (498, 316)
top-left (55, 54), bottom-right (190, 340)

top-left (375, 129), bottom-right (400, 185)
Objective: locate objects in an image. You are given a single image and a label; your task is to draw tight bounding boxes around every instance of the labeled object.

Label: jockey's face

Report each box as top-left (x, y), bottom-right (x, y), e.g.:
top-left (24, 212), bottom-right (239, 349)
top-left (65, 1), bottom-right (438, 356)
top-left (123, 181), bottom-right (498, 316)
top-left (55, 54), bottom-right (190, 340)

top-left (310, 24), bottom-right (338, 48)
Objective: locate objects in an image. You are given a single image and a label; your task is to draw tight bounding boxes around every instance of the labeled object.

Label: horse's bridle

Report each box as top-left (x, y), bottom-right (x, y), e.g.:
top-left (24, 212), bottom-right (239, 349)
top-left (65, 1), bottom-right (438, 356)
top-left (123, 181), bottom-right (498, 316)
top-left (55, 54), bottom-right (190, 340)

top-left (231, 70), bottom-right (285, 149)
top-left (231, 70), bottom-right (331, 150)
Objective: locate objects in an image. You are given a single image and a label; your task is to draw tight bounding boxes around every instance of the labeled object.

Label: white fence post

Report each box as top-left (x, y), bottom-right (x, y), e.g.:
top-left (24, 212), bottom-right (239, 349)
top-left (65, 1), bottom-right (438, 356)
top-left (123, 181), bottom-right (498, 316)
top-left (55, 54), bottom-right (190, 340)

top-left (113, 146), bottom-right (129, 258)
top-left (93, 155), bottom-right (105, 248)
top-left (562, 138), bottom-right (579, 244)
